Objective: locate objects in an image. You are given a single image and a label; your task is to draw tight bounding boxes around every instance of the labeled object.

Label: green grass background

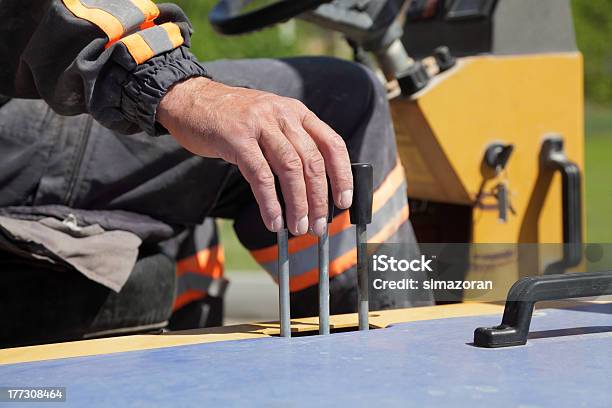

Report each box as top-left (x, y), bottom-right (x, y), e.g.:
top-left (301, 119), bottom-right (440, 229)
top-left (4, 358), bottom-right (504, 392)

top-left (585, 104), bottom-right (612, 243)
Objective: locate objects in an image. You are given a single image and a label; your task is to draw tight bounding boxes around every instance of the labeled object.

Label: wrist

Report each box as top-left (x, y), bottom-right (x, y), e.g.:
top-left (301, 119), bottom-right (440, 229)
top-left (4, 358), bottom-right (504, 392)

top-left (157, 76), bottom-right (213, 130)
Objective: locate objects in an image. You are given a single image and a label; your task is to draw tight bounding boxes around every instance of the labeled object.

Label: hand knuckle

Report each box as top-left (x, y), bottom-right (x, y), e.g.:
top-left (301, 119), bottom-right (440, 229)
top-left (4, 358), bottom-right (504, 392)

top-left (272, 98), bottom-right (288, 110)
top-left (248, 160), bottom-right (273, 186)
top-left (281, 154), bottom-right (303, 175)
top-left (330, 134), bottom-right (347, 150)
top-left (277, 116), bottom-right (293, 133)
top-left (260, 94), bottom-right (278, 107)
top-left (311, 201), bottom-right (326, 216)
top-left (254, 169), bottom-right (274, 187)
top-left (252, 98), bottom-right (273, 114)
top-left (260, 200), bottom-right (279, 217)
top-left (245, 103), bottom-right (261, 118)
top-left (304, 153), bottom-right (326, 177)
top-left (290, 99), bottom-right (306, 111)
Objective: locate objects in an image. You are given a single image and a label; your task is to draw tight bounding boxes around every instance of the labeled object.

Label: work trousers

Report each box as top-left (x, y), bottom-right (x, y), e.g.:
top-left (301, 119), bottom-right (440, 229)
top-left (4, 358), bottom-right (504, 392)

top-left (0, 57), bottom-right (433, 321)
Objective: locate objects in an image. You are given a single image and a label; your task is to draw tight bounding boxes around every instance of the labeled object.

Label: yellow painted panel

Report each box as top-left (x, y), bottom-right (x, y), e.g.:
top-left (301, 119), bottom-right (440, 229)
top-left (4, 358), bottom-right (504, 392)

top-left (394, 53), bottom-right (584, 245)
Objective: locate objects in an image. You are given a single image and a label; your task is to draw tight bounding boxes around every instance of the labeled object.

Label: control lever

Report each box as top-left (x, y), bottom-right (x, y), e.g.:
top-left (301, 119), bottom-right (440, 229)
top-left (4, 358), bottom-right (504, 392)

top-left (277, 227), bottom-right (291, 337)
top-left (318, 191), bottom-right (335, 335)
top-left (349, 163), bottom-right (374, 331)
top-left (274, 181), bottom-right (291, 337)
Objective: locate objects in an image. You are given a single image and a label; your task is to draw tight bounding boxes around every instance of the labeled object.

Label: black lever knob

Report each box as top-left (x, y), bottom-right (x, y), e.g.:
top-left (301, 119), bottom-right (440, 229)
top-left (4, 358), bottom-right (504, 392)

top-left (397, 62), bottom-right (430, 96)
top-left (433, 46), bottom-right (456, 72)
top-left (349, 163), bottom-right (373, 225)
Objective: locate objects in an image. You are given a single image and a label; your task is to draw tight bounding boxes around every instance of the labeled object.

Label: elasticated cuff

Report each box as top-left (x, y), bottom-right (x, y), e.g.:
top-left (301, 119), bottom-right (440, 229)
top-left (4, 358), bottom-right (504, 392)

top-left (120, 47), bottom-right (209, 136)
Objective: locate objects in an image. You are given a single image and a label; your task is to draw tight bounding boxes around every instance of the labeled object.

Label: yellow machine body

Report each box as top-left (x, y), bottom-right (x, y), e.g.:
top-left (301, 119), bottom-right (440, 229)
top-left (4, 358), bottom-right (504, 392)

top-left (391, 52), bottom-right (585, 300)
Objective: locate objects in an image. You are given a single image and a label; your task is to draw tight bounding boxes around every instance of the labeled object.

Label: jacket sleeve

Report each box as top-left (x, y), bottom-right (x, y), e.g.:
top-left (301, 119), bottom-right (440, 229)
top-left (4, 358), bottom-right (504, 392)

top-left (0, 0), bottom-right (208, 136)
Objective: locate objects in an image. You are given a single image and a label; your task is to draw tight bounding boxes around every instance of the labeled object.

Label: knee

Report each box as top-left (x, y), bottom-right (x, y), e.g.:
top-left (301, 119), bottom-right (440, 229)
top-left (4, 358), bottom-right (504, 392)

top-left (292, 56), bottom-right (387, 136)
top-left (347, 59), bottom-right (387, 103)
top-left (320, 57), bottom-right (385, 112)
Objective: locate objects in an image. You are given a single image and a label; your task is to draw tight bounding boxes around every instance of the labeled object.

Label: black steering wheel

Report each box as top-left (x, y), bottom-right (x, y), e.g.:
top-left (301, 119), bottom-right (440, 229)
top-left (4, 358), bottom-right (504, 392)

top-left (209, 0), bottom-right (332, 35)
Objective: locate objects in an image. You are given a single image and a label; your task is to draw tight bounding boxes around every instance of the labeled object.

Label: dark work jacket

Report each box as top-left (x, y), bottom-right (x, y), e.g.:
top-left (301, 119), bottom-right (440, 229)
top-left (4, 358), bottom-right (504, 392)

top-left (0, 0), bottom-right (208, 136)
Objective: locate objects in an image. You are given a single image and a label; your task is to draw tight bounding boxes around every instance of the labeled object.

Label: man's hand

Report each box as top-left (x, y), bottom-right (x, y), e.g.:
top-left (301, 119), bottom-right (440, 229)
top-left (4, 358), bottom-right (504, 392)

top-left (157, 76), bottom-right (353, 237)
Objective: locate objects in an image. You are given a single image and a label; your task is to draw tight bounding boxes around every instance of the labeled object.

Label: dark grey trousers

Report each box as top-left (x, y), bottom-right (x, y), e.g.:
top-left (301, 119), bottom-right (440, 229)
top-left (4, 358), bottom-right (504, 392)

top-left (0, 57), bottom-right (433, 316)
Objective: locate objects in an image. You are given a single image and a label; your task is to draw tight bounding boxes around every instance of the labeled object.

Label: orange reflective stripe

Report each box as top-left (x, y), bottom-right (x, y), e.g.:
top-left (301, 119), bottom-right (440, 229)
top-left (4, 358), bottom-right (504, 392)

top-left (62, 0), bottom-right (124, 44)
top-left (160, 22), bottom-right (184, 48)
top-left (289, 203), bottom-right (410, 292)
top-left (173, 289), bottom-right (207, 311)
top-left (120, 23), bottom-right (184, 64)
top-left (128, 0), bottom-right (159, 28)
top-left (119, 33), bottom-right (154, 64)
top-left (369, 203), bottom-right (410, 244)
top-left (251, 157), bottom-right (406, 264)
top-left (176, 245), bottom-right (224, 279)
top-left (371, 159), bottom-right (405, 213)
top-left (255, 209), bottom-right (351, 264)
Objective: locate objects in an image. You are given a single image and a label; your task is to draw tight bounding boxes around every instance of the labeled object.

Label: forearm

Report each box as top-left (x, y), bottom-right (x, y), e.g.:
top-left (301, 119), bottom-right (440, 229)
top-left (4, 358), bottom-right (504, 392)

top-left (0, 0), bottom-right (207, 135)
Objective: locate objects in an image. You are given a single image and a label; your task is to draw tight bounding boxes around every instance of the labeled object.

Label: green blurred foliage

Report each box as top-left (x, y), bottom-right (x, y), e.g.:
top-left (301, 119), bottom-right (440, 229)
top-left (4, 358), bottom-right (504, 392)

top-left (572, 0), bottom-right (612, 105)
top-left (584, 104), bottom-right (612, 242)
top-left (169, 0), bottom-right (304, 61)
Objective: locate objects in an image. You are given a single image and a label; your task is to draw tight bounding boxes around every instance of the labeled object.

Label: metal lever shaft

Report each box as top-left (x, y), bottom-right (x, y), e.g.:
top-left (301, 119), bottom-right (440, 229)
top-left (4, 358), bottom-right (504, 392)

top-left (318, 228), bottom-right (330, 334)
top-left (278, 228), bottom-right (291, 337)
top-left (318, 188), bottom-right (335, 335)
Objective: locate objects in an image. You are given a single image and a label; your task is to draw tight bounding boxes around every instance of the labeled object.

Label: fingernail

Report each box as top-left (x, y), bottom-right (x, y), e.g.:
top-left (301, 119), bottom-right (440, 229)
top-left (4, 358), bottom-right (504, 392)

top-left (271, 216), bottom-right (283, 232)
top-left (312, 217), bottom-right (327, 237)
top-left (338, 189), bottom-right (353, 209)
top-left (295, 216), bottom-right (309, 235)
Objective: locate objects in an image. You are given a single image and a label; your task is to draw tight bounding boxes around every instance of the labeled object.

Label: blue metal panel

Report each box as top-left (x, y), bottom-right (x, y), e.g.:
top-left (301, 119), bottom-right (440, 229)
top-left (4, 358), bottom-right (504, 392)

top-left (2, 304), bottom-right (611, 407)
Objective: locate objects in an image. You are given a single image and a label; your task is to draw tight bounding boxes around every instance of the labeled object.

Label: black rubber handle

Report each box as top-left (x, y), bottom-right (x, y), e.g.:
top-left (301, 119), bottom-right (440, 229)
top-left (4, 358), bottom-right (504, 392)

top-left (541, 137), bottom-right (583, 270)
top-left (209, 0), bottom-right (331, 35)
top-left (474, 271), bottom-right (612, 348)
top-left (349, 163), bottom-right (373, 225)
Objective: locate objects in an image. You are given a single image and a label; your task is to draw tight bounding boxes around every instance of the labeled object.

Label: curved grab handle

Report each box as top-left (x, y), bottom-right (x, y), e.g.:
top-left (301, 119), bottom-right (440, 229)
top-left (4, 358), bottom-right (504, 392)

top-left (540, 137), bottom-right (583, 270)
top-left (474, 271), bottom-right (612, 347)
